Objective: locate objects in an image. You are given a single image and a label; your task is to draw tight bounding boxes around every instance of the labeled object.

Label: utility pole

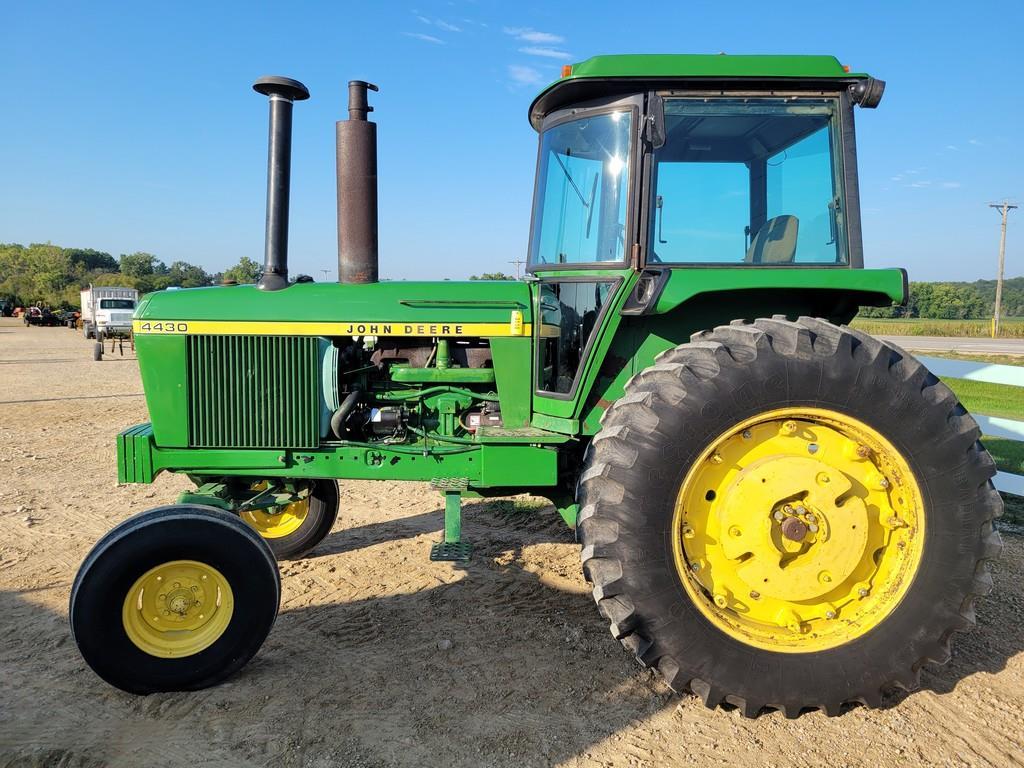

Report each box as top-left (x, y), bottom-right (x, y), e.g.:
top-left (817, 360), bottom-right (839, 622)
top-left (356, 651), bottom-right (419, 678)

top-left (508, 259), bottom-right (526, 280)
top-left (989, 201), bottom-right (1017, 337)
top-left (320, 268), bottom-right (332, 282)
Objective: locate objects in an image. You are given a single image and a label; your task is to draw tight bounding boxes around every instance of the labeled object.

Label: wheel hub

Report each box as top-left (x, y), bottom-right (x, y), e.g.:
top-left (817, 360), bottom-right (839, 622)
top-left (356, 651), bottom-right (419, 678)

top-left (122, 560), bottom-right (234, 657)
top-left (673, 408), bottom-right (924, 652)
top-left (240, 482), bottom-right (311, 539)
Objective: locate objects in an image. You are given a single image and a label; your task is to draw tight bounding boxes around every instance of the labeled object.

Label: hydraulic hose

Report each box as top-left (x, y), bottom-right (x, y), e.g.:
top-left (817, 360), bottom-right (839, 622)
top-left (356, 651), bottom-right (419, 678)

top-left (330, 388), bottom-right (362, 439)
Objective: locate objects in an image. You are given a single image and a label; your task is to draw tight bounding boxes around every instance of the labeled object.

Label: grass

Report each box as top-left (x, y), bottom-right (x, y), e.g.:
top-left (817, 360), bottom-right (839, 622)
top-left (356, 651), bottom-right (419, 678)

top-left (984, 437), bottom-right (1024, 475)
top-left (850, 316), bottom-right (1024, 339)
top-left (944, 378), bottom-right (1024, 421)
top-left (1002, 493), bottom-right (1024, 525)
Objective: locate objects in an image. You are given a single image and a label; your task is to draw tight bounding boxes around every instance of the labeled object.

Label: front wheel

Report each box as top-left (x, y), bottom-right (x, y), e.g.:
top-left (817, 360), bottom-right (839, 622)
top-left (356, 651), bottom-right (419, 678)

top-left (70, 505), bottom-right (280, 694)
top-left (579, 316), bottom-right (1002, 717)
top-left (238, 479), bottom-right (339, 560)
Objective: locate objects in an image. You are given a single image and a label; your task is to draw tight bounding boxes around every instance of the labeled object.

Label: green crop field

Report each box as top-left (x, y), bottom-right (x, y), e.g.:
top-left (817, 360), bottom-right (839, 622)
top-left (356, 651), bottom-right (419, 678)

top-left (850, 316), bottom-right (1024, 338)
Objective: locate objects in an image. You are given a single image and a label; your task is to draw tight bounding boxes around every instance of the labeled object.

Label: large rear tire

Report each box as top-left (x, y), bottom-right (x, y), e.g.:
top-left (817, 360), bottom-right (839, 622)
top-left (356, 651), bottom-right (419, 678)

top-left (578, 316), bottom-right (1002, 717)
top-left (70, 505), bottom-right (280, 694)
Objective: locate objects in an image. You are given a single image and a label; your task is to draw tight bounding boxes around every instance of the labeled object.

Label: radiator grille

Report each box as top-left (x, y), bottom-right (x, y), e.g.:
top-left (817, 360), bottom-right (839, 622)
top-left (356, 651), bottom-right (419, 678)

top-left (187, 335), bottom-right (320, 449)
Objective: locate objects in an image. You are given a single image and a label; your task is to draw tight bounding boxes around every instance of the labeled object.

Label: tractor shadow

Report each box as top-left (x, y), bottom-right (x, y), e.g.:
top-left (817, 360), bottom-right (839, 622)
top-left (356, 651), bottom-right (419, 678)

top-left (3, 514), bottom-right (1022, 766)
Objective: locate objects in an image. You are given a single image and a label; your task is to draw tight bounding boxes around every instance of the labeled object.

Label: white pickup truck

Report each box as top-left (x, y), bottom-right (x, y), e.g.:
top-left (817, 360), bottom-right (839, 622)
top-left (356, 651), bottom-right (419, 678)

top-left (80, 286), bottom-right (139, 339)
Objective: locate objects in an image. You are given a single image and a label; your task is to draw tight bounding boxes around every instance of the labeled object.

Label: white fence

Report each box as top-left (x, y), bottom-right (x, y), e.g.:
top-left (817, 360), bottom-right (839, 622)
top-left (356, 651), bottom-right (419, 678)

top-left (919, 356), bottom-right (1024, 496)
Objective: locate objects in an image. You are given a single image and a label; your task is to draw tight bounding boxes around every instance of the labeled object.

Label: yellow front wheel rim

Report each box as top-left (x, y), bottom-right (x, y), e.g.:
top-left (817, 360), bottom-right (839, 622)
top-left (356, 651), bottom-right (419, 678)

top-left (673, 407), bottom-right (924, 653)
top-left (122, 560), bottom-right (234, 657)
top-left (239, 484), bottom-right (310, 539)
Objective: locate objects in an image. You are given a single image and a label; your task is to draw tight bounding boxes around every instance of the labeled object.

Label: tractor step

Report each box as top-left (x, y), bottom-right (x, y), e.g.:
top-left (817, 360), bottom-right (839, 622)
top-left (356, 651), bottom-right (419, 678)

top-left (429, 483), bottom-right (471, 562)
top-left (429, 541), bottom-right (473, 562)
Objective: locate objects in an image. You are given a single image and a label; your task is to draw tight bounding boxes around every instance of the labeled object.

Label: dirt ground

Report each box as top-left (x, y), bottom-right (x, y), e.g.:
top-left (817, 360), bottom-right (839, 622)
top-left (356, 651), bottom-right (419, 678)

top-left (1, 318), bottom-right (1022, 768)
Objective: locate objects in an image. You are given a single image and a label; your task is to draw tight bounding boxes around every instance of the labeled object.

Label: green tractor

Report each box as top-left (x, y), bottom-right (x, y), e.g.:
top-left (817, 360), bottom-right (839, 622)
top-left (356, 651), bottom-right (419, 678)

top-left (71, 55), bottom-right (1002, 716)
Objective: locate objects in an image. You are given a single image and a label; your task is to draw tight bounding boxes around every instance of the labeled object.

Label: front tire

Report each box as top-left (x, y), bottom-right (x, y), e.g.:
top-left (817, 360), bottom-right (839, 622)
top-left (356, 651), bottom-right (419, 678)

top-left (70, 505), bottom-right (280, 694)
top-left (578, 316), bottom-right (1002, 717)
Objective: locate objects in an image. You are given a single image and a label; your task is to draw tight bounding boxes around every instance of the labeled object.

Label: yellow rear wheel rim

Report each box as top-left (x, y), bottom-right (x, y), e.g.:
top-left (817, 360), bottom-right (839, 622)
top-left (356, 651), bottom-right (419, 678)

top-left (672, 407), bottom-right (924, 653)
top-left (239, 484), bottom-right (310, 539)
top-left (122, 560), bottom-right (234, 658)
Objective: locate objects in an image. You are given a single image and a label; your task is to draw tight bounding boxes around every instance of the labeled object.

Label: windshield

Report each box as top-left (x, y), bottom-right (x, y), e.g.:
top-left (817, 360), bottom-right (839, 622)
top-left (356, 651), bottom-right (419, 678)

top-left (528, 109), bottom-right (632, 266)
top-left (649, 98), bottom-right (845, 265)
top-left (100, 299), bottom-right (135, 309)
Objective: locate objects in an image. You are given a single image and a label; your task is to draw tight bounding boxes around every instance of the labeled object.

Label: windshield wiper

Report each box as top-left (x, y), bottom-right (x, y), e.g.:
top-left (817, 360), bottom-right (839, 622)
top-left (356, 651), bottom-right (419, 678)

top-left (552, 152), bottom-right (591, 208)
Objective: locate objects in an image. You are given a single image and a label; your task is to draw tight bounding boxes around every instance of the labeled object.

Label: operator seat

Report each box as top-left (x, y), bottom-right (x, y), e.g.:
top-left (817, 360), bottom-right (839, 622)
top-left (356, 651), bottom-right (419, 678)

top-left (745, 215), bottom-right (798, 264)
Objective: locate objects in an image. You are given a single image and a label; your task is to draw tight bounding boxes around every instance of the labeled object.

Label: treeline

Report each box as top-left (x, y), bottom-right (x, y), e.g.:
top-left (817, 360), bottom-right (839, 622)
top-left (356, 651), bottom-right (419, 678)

top-left (0, 242), bottom-right (261, 309)
top-left (859, 277), bottom-right (1024, 319)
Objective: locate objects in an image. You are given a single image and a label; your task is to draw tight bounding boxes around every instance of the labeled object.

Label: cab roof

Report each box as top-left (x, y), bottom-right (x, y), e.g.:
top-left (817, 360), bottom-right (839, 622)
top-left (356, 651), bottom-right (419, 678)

top-left (529, 54), bottom-right (869, 129)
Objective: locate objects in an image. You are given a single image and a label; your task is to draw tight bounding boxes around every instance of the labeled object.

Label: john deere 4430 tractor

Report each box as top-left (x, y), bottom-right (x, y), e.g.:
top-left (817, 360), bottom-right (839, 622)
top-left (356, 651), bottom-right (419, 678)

top-left (71, 55), bottom-right (1002, 717)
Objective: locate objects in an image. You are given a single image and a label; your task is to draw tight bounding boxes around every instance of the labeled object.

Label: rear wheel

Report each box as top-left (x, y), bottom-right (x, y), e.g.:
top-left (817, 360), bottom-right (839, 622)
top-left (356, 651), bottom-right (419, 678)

top-left (578, 316), bottom-right (1002, 717)
top-left (70, 505), bottom-right (280, 694)
top-left (238, 479), bottom-right (339, 560)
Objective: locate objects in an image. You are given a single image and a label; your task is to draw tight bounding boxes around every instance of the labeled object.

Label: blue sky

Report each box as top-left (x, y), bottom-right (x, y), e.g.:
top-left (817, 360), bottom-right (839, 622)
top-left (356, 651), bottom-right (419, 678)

top-left (2, 0), bottom-right (1020, 282)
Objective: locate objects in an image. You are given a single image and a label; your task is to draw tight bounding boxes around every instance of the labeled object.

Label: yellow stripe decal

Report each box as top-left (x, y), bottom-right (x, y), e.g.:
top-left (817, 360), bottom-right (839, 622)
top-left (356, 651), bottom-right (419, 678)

top-left (133, 319), bottom-right (533, 337)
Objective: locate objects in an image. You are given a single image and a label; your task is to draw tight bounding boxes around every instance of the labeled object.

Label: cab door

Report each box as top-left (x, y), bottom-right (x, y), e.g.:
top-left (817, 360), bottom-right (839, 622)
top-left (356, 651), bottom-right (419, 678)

top-left (526, 93), bottom-right (645, 424)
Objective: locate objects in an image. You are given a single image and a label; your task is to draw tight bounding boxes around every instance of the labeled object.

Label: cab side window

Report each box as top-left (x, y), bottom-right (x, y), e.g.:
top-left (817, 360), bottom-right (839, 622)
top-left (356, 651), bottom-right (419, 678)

top-left (537, 281), bottom-right (613, 394)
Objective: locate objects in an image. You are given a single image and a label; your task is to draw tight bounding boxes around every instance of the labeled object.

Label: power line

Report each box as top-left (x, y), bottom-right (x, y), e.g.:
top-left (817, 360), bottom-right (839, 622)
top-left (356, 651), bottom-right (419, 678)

top-left (508, 259), bottom-right (526, 280)
top-left (988, 201), bottom-right (1017, 337)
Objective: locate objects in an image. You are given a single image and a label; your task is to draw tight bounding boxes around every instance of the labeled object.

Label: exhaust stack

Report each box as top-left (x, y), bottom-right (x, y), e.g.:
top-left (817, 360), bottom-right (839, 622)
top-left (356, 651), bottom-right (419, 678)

top-left (336, 80), bottom-right (379, 284)
top-left (252, 75), bottom-right (310, 291)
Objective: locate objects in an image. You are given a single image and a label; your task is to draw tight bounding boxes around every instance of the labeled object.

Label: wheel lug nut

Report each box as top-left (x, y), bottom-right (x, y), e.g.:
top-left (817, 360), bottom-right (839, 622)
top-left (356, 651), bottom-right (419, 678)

top-left (713, 593), bottom-right (728, 608)
top-left (742, 429), bottom-right (752, 440)
top-left (825, 610), bottom-right (836, 620)
top-left (780, 420), bottom-right (798, 436)
top-left (709, 453), bottom-right (723, 465)
top-left (773, 510), bottom-right (785, 522)
top-left (858, 587), bottom-right (869, 598)
top-left (749, 591), bottom-right (760, 600)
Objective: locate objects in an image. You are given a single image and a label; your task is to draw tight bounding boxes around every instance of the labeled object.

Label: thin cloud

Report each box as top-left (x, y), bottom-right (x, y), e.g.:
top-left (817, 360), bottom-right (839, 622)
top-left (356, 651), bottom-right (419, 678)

top-left (504, 26), bottom-right (565, 44)
top-left (404, 32), bottom-right (445, 44)
top-left (415, 14), bottom-right (461, 32)
top-left (508, 64), bottom-right (545, 87)
top-left (519, 46), bottom-right (572, 60)
top-left (969, 138), bottom-right (983, 146)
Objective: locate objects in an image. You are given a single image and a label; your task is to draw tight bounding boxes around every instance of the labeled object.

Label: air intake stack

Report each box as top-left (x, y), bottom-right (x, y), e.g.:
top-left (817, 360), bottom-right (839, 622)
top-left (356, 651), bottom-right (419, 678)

top-left (336, 81), bottom-right (379, 284)
top-left (252, 75), bottom-right (310, 291)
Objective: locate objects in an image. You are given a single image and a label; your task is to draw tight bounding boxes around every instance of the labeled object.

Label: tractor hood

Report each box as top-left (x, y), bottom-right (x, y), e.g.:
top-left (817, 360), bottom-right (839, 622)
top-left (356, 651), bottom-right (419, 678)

top-left (134, 281), bottom-right (532, 337)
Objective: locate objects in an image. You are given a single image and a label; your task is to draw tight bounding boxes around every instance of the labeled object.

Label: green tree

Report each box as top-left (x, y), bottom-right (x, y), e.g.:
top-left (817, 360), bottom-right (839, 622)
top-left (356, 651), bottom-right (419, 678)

top-left (119, 252), bottom-right (166, 279)
top-left (469, 272), bottom-right (515, 280)
top-left (66, 248), bottom-right (118, 274)
top-left (221, 256), bottom-right (261, 284)
top-left (165, 261), bottom-right (212, 288)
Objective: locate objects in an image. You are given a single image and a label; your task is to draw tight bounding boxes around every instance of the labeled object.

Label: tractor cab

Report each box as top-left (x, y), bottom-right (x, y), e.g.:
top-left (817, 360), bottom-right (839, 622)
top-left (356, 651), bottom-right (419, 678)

top-left (524, 55), bottom-right (889, 418)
